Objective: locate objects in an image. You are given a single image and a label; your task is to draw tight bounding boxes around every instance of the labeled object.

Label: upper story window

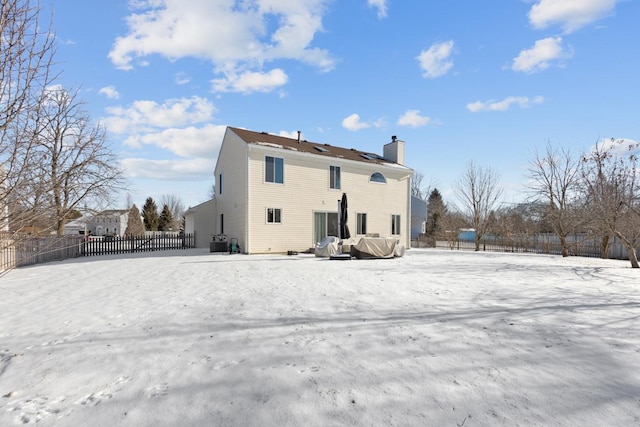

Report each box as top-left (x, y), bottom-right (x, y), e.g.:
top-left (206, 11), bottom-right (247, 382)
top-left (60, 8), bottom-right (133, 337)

top-left (370, 172), bottom-right (386, 183)
top-left (330, 165), bottom-right (341, 190)
top-left (219, 173), bottom-right (224, 195)
top-left (265, 156), bottom-right (284, 184)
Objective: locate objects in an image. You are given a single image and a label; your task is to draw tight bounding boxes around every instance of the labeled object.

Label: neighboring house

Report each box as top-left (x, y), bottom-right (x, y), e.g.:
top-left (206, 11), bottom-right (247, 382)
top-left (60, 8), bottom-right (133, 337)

top-left (184, 199), bottom-right (217, 248)
top-left (85, 210), bottom-right (130, 236)
top-left (63, 217), bottom-right (88, 235)
top-left (410, 195), bottom-right (427, 239)
top-left (211, 126), bottom-right (414, 254)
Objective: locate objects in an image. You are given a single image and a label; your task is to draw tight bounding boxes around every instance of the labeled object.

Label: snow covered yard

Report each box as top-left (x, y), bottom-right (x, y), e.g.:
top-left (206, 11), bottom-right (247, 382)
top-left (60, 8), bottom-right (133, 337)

top-left (0, 248), bottom-right (639, 426)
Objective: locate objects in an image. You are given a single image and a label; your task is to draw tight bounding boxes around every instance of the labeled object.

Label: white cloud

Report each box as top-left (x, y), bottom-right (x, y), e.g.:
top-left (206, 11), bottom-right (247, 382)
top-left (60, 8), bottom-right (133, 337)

top-left (122, 157), bottom-right (215, 181)
top-left (99, 86), bottom-right (120, 99)
top-left (397, 110), bottom-right (431, 128)
top-left (591, 137), bottom-right (640, 157)
top-left (175, 72), bottom-right (191, 85)
top-left (416, 40), bottom-right (455, 79)
top-left (368, 0), bottom-right (388, 19)
top-left (466, 96), bottom-right (544, 112)
top-left (211, 69), bottom-right (288, 94)
top-left (278, 130), bottom-right (301, 139)
top-left (512, 37), bottom-right (570, 74)
top-left (108, 0), bottom-right (335, 94)
top-left (342, 114), bottom-right (371, 131)
top-left (44, 84), bottom-right (64, 93)
top-left (103, 96), bottom-right (216, 134)
top-left (123, 124), bottom-right (226, 158)
top-left (103, 97), bottom-right (223, 171)
top-left (529, 0), bottom-right (618, 33)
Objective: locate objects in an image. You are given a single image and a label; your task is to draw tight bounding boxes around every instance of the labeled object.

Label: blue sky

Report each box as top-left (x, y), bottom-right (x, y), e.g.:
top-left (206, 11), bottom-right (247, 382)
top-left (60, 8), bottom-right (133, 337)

top-left (46, 0), bottom-right (639, 210)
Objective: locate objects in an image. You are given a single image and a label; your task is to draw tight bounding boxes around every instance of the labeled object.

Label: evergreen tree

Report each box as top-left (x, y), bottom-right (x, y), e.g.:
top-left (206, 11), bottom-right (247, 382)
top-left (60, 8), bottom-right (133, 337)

top-left (426, 188), bottom-right (446, 246)
top-left (142, 197), bottom-right (159, 231)
top-left (158, 204), bottom-right (174, 231)
top-left (124, 204), bottom-right (145, 236)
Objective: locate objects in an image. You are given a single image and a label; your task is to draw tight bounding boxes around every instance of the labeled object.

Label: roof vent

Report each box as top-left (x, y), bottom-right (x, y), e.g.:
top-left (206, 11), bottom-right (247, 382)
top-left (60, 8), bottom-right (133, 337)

top-left (391, 135), bottom-right (397, 142)
top-left (297, 131), bottom-right (301, 143)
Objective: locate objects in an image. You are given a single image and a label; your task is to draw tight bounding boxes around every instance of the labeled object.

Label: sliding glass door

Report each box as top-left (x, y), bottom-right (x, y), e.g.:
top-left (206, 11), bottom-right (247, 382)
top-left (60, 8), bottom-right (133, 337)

top-left (313, 212), bottom-right (339, 244)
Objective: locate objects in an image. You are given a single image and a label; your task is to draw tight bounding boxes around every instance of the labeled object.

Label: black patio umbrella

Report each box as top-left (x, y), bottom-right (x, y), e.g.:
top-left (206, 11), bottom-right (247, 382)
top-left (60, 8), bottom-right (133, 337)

top-left (339, 193), bottom-right (351, 239)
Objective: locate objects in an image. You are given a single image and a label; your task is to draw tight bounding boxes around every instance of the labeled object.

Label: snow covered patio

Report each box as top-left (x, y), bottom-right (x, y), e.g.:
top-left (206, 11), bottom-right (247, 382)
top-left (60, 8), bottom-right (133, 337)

top-left (1, 249), bottom-right (639, 426)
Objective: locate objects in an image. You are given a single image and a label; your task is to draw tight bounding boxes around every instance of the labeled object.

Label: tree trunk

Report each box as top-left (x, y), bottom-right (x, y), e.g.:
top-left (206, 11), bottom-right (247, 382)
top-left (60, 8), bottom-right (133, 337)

top-left (625, 245), bottom-right (639, 269)
top-left (615, 233), bottom-right (639, 268)
top-left (600, 235), bottom-right (611, 259)
top-left (559, 234), bottom-right (569, 257)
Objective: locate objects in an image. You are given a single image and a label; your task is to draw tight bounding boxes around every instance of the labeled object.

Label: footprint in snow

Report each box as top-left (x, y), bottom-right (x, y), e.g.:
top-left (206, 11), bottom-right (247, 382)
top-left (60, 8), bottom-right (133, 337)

top-left (6, 395), bottom-right (70, 424)
top-left (75, 375), bottom-right (131, 407)
top-left (146, 383), bottom-right (169, 398)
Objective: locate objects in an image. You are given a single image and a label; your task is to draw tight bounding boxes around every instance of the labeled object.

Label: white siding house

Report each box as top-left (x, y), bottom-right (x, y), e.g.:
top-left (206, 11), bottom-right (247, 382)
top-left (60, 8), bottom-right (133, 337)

top-left (85, 210), bottom-right (129, 236)
top-left (411, 196), bottom-right (427, 239)
top-left (212, 127), bottom-right (414, 254)
top-left (184, 199), bottom-right (217, 248)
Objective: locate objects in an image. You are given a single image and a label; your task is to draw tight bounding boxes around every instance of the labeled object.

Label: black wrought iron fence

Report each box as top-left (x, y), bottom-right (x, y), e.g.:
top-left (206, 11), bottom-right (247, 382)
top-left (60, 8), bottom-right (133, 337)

top-left (412, 233), bottom-right (635, 261)
top-left (81, 234), bottom-right (195, 256)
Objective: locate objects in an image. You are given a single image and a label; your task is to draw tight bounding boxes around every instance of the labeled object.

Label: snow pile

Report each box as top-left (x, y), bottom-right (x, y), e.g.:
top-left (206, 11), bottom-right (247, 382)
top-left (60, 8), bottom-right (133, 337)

top-left (0, 249), bottom-right (638, 426)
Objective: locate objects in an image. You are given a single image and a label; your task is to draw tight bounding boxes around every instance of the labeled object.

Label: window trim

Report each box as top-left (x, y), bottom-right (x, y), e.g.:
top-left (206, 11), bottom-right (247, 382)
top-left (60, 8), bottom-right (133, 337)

top-left (356, 212), bottom-right (367, 235)
top-left (265, 156), bottom-right (284, 184)
top-left (219, 173), bottom-right (224, 195)
top-left (267, 208), bottom-right (282, 224)
top-left (391, 214), bottom-right (401, 236)
top-left (329, 165), bottom-right (341, 190)
top-left (369, 172), bottom-right (387, 184)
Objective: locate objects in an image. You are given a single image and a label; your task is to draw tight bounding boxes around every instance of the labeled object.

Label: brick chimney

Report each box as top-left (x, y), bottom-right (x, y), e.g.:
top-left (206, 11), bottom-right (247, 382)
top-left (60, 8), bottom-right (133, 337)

top-left (383, 135), bottom-right (405, 165)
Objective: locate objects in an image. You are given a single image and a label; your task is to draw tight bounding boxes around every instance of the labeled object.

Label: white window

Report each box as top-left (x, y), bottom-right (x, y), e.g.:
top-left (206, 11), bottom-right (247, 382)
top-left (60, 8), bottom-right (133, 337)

top-left (265, 156), bottom-right (284, 183)
top-left (391, 214), bottom-right (401, 235)
top-left (357, 213), bottom-right (367, 235)
top-left (267, 208), bottom-right (282, 224)
top-left (330, 165), bottom-right (341, 189)
top-left (370, 172), bottom-right (386, 183)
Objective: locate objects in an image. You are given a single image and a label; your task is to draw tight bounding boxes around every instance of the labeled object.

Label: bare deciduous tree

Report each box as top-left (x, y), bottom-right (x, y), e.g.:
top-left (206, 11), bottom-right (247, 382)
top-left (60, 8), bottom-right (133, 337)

top-left (454, 161), bottom-right (503, 251)
top-left (411, 172), bottom-right (425, 199)
top-left (160, 194), bottom-right (185, 230)
top-left (439, 208), bottom-right (468, 250)
top-left (207, 183), bottom-right (216, 200)
top-left (1, 0), bottom-right (56, 228)
top-left (581, 138), bottom-right (640, 268)
top-left (527, 143), bottom-right (584, 257)
top-left (411, 171), bottom-right (436, 200)
top-left (22, 87), bottom-right (125, 234)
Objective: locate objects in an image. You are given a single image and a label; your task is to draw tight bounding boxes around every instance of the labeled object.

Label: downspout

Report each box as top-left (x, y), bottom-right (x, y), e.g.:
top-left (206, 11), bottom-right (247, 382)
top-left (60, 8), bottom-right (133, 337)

top-left (246, 144), bottom-right (251, 254)
top-left (406, 174), bottom-right (412, 249)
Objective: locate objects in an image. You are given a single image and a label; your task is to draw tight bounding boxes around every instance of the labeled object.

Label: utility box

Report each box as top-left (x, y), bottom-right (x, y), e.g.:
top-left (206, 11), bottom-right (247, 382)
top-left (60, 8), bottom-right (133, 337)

top-left (210, 234), bottom-right (228, 252)
top-left (210, 241), bottom-right (228, 252)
